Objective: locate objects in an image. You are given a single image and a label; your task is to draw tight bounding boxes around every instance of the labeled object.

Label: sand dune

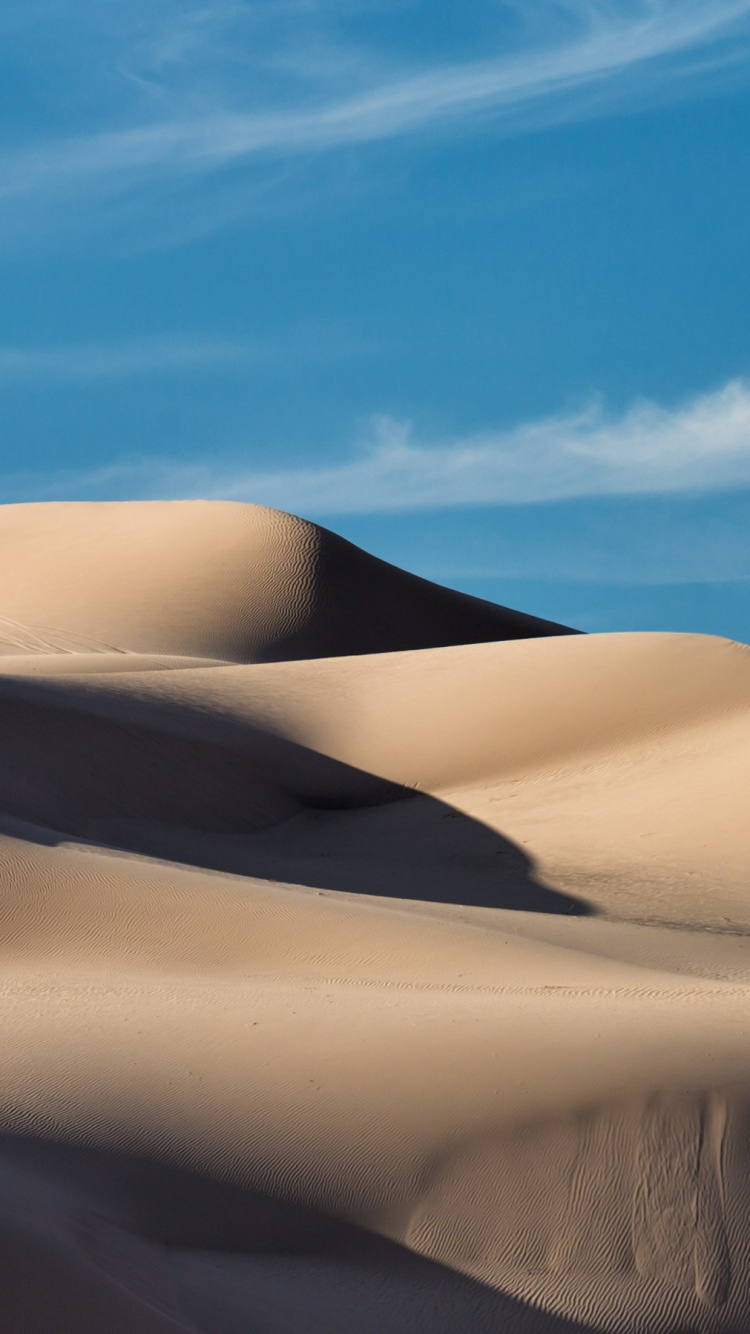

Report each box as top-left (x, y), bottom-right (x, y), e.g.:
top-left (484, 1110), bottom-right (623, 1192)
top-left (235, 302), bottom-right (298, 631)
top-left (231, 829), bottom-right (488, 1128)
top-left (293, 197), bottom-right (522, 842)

top-left (0, 501), bottom-right (573, 662)
top-left (1, 500), bottom-right (750, 1332)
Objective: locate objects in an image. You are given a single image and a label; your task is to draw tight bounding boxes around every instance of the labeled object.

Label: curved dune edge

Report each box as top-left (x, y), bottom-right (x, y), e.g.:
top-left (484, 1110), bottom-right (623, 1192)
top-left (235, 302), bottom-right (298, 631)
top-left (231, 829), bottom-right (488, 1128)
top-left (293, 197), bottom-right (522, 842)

top-left (0, 501), bottom-right (750, 1331)
top-left (0, 500), bottom-right (576, 662)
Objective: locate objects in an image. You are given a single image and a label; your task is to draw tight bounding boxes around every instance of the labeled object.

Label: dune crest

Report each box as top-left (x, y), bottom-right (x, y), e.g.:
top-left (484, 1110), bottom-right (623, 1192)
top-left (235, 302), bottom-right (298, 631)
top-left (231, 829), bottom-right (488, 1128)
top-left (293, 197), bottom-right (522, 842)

top-left (0, 501), bottom-right (574, 662)
top-left (1, 500), bottom-right (749, 1332)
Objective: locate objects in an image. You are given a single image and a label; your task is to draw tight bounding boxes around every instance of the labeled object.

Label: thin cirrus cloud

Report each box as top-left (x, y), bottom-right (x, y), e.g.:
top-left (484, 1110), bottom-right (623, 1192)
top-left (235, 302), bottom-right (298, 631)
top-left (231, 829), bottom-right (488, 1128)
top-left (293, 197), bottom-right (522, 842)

top-left (0, 338), bottom-right (262, 380)
top-left (209, 379), bottom-right (750, 512)
top-left (21, 377), bottom-right (750, 512)
top-left (2, 2), bottom-right (750, 217)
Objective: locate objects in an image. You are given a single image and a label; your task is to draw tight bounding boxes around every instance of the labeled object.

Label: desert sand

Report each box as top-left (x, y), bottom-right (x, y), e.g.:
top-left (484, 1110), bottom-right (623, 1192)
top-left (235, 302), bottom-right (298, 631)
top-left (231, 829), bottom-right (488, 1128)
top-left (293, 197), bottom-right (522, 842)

top-left (1, 499), bottom-right (750, 1332)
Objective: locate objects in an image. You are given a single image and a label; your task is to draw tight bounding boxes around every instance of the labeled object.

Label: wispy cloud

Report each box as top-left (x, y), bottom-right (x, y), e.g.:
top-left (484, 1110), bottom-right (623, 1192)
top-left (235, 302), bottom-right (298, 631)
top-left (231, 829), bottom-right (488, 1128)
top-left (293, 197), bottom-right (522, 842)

top-left (0, 336), bottom-right (261, 381)
top-left (11, 377), bottom-right (750, 510)
top-left (2, 1), bottom-right (749, 232)
top-left (206, 379), bottom-right (750, 511)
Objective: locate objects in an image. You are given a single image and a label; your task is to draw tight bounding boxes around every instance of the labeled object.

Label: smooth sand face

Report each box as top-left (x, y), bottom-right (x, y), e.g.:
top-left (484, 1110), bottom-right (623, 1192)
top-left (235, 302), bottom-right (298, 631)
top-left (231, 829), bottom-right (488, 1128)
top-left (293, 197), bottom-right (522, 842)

top-left (1, 500), bottom-right (750, 1332)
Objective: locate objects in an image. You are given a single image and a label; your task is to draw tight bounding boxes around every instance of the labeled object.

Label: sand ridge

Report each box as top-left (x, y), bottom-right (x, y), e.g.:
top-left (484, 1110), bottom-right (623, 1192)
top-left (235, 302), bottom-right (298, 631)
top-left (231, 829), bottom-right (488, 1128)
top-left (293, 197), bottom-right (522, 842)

top-left (1, 500), bottom-right (749, 1332)
top-left (0, 501), bottom-right (575, 662)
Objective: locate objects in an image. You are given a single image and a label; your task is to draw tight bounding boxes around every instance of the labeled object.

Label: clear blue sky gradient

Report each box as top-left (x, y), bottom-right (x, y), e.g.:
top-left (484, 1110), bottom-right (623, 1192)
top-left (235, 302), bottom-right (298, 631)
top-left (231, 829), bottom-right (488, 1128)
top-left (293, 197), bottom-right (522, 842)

top-left (3, 2), bottom-right (750, 639)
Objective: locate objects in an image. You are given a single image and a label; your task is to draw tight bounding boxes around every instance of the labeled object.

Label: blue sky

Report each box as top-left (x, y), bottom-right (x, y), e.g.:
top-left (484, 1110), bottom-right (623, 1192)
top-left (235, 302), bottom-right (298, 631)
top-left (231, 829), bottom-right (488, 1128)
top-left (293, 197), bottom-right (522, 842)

top-left (3, 1), bottom-right (750, 639)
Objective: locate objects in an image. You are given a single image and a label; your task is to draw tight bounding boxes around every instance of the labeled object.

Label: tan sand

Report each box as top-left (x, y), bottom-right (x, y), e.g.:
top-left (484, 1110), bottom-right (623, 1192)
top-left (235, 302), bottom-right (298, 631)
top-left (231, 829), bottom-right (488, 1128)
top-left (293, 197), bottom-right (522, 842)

top-left (0, 499), bottom-right (749, 1331)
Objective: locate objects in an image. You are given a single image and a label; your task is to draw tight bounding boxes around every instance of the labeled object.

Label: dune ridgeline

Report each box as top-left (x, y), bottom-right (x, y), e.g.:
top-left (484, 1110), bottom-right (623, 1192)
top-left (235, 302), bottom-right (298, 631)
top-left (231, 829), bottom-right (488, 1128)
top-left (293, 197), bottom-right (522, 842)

top-left (1, 498), bottom-right (750, 1333)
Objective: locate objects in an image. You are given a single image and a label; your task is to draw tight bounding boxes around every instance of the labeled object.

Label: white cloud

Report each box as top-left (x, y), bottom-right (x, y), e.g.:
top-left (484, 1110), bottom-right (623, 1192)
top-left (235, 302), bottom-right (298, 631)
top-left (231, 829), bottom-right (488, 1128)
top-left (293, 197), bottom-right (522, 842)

top-left (14, 377), bottom-right (750, 511)
top-left (0, 337), bottom-right (261, 380)
top-left (2, 1), bottom-right (749, 217)
top-left (210, 380), bottom-right (750, 511)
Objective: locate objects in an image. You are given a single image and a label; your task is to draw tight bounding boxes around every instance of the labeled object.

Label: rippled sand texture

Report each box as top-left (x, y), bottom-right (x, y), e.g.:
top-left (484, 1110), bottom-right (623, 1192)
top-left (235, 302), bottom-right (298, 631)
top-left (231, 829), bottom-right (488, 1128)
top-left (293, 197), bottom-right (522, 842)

top-left (1, 500), bottom-right (750, 1333)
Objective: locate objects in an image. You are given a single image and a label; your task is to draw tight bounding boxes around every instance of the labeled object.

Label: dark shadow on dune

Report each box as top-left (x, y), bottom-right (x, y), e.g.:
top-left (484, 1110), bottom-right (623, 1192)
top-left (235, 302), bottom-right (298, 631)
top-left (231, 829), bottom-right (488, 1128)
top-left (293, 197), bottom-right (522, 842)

top-left (0, 681), bottom-right (591, 916)
top-left (263, 521), bottom-right (581, 662)
top-left (89, 800), bottom-right (590, 915)
top-left (0, 1132), bottom-right (595, 1333)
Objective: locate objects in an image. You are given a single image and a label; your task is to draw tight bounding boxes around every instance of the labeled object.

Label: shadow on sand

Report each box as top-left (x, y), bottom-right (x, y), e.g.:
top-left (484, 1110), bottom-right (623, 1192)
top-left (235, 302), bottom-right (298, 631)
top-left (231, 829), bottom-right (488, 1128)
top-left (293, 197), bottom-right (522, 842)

top-left (90, 794), bottom-right (590, 916)
top-left (0, 1132), bottom-right (595, 1333)
top-left (0, 685), bottom-right (591, 916)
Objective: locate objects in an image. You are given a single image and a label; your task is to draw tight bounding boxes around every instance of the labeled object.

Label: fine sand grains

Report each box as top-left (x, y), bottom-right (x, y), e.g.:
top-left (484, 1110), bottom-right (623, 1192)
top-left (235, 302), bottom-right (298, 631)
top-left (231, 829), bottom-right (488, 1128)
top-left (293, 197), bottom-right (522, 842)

top-left (0, 500), bottom-right (749, 1332)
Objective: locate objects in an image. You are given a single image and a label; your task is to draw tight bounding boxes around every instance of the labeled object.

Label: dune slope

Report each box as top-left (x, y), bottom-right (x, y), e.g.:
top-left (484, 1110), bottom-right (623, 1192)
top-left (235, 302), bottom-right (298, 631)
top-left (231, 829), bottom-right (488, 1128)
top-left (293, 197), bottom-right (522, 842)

top-left (1, 501), bottom-right (750, 1332)
top-left (0, 500), bottom-right (574, 662)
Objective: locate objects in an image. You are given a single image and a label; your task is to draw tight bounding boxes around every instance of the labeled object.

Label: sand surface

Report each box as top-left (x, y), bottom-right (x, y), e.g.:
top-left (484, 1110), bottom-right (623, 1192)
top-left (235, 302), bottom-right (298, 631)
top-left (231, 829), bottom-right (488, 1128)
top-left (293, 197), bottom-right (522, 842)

top-left (1, 499), bottom-right (750, 1332)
